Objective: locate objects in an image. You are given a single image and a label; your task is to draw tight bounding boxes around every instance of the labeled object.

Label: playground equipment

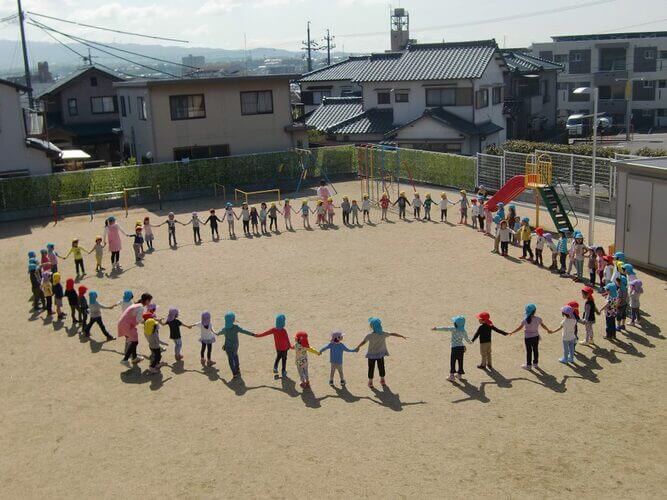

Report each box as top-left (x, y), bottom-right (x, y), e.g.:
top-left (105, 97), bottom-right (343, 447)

top-left (356, 144), bottom-right (415, 207)
top-left (484, 153), bottom-right (577, 234)
top-left (234, 188), bottom-right (281, 204)
top-left (291, 148), bottom-right (337, 198)
top-left (213, 183), bottom-right (227, 199)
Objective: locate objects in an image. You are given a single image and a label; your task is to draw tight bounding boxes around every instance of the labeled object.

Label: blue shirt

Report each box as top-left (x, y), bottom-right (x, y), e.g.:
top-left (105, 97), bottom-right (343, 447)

top-left (433, 326), bottom-right (471, 348)
top-left (557, 237), bottom-right (568, 254)
top-left (319, 342), bottom-right (355, 364)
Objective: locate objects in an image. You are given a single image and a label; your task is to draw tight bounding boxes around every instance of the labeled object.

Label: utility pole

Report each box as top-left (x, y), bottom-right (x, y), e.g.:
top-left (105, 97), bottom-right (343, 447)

top-left (17, 0), bottom-right (33, 108)
top-left (301, 21), bottom-right (322, 72)
top-left (323, 29), bottom-right (336, 66)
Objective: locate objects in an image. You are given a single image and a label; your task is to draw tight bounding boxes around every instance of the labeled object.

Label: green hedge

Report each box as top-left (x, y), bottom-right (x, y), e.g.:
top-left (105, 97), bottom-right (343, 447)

top-left (0, 146), bottom-right (357, 211)
top-left (485, 140), bottom-right (667, 158)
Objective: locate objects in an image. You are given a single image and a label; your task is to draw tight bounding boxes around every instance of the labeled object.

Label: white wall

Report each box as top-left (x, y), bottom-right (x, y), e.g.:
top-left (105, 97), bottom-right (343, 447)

top-left (0, 84), bottom-right (52, 175)
top-left (473, 60), bottom-right (507, 145)
top-left (301, 81), bottom-right (362, 113)
top-left (116, 86), bottom-right (156, 162)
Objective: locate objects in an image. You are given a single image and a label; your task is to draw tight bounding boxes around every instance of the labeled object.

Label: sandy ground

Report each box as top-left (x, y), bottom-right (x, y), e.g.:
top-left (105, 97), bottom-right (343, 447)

top-left (1, 180), bottom-right (666, 499)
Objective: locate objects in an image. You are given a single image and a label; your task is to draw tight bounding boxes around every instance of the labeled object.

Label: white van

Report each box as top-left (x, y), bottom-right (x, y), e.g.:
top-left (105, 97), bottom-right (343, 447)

top-left (566, 113), bottom-right (612, 137)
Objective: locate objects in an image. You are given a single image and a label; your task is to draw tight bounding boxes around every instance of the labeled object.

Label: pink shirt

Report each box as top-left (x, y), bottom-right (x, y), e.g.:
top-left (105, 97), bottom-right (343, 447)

top-left (117, 303), bottom-right (143, 342)
top-left (284, 204), bottom-right (292, 216)
top-left (105, 223), bottom-right (122, 253)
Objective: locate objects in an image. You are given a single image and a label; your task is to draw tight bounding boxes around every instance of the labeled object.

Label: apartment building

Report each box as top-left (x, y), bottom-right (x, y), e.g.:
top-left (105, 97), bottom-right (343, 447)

top-left (532, 31), bottom-right (667, 130)
top-left (114, 74), bottom-right (308, 163)
top-left (300, 40), bottom-right (507, 155)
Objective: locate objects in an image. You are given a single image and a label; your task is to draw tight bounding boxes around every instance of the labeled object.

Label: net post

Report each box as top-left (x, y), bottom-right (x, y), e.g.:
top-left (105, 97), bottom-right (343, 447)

top-left (52, 200), bottom-right (58, 225)
top-left (158, 184), bottom-right (162, 211)
top-left (124, 188), bottom-right (128, 217)
top-left (89, 195), bottom-right (93, 221)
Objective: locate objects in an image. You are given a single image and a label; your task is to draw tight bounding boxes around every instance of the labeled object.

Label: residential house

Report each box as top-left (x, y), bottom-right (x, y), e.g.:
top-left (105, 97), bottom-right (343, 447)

top-left (301, 40), bottom-right (508, 155)
top-left (0, 78), bottom-right (58, 177)
top-left (113, 74), bottom-right (309, 163)
top-left (502, 50), bottom-right (561, 140)
top-left (300, 57), bottom-right (367, 113)
top-left (531, 31), bottom-right (667, 129)
top-left (37, 66), bottom-right (124, 164)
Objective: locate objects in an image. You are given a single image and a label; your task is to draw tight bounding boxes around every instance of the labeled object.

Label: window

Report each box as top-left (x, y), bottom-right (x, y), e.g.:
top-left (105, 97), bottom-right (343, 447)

top-left (554, 54), bottom-right (567, 63)
top-left (377, 92), bottom-right (390, 105)
top-left (90, 76), bottom-right (98, 87)
top-left (127, 96), bottom-right (131, 115)
top-left (645, 49), bottom-right (656, 60)
top-left (643, 80), bottom-right (655, 88)
top-left (572, 53), bottom-right (582, 62)
top-left (557, 82), bottom-right (568, 91)
top-left (425, 87), bottom-right (472, 107)
top-left (395, 92), bottom-right (409, 103)
top-left (120, 96), bottom-right (127, 117)
top-left (170, 94), bottom-right (206, 120)
top-left (659, 80), bottom-right (666, 89)
top-left (137, 97), bottom-right (147, 120)
top-left (67, 98), bottom-right (78, 116)
top-left (475, 88), bottom-right (489, 109)
top-left (657, 109), bottom-right (667, 117)
top-left (542, 80), bottom-right (550, 103)
top-left (305, 90), bottom-right (331, 105)
top-left (173, 144), bottom-right (230, 161)
top-left (492, 86), bottom-right (502, 105)
top-left (240, 90), bottom-right (273, 115)
top-left (90, 96), bottom-right (117, 114)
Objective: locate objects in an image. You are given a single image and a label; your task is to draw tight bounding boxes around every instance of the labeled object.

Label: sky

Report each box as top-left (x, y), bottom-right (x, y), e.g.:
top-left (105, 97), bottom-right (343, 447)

top-left (1, 0), bottom-right (666, 54)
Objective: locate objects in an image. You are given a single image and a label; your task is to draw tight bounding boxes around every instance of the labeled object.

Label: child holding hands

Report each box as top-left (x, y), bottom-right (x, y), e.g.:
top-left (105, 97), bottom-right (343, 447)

top-left (432, 315), bottom-right (471, 381)
top-left (320, 331), bottom-right (357, 387)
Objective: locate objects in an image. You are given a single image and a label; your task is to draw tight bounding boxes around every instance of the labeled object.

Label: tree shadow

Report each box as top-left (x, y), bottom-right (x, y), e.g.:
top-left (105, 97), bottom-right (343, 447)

top-left (369, 384), bottom-right (426, 412)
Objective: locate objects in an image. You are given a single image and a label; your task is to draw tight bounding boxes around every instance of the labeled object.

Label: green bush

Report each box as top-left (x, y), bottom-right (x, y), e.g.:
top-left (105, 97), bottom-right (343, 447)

top-left (486, 140), bottom-right (667, 159)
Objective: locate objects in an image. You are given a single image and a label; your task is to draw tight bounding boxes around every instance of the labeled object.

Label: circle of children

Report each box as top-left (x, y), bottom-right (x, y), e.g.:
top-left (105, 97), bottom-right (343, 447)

top-left (26, 181), bottom-right (645, 386)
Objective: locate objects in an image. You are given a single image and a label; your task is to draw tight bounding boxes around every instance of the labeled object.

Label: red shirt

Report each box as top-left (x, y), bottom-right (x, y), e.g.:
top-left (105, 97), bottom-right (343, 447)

top-left (380, 198), bottom-right (390, 209)
top-left (256, 327), bottom-right (291, 351)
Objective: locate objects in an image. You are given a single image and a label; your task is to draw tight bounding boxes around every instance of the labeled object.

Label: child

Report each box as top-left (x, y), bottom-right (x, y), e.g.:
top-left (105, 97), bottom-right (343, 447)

top-left (224, 202), bottom-right (239, 238)
top-left (432, 316), bottom-right (472, 381)
top-left (319, 331), bottom-right (357, 386)
top-left (506, 204), bottom-right (517, 228)
top-left (315, 200), bottom-right (326, 228)
top-left (218, 312), bottom-right (254, 377)
top-left (379, 193), bottom-right (391, 221)
top-left (89, 236), bottom-right (105, 272)
top-left (498, 220), bottom-right (513, 257)
top-left (205, 209), bottom-right (222, 240)
top-left (256, 314), bottom-right (291, 378)
top-left (300, 200), bottom-right (313, 229)
top-left (293, 332), bottom-right (321, 389)
top-left (187, 212), bottom-right (203, 244)
top-left (412, 192), bottom-right (422, 219)
top-left (392, 192), bottom-right (410, 220)
top-left (628, 279), bottom-right (643, 326)
top-left (46, 243), bottom-right (58, 273)
top-left (439, 192), bottom-right (450, 222)
top-left (268, 202), bottom-right (281, 232)
top-left (534, 227), bottom-right (546, 267)
top-left (326, 197), bottom-right (336, 225)
top-left (361, 194), bottom-right (371, 223)
top-left (283, 199), bottom-right (294, 231)
top-left (477, 195), bottom-right (486, 232)
top-left (61, 239), bottom-right (87, 276)
top-left (557, 231), bottom-right (569, 274)
top-left (550, 306), bottom-right (578, 363)
top-left (355, 317), bottom-right (407, 388)
top-left (602, 255), bottom-right (615, 287)
top-left (518, 218), bottom-right (534, 261)
top-left (571, 231), bottom-right (587, 282)
top-left (259, 202), bottom-right (268, 233)
top-left (458, 190), bottom-right (469, 225)
top-left (143, 217), bottom-right (155, 250)
top-left (492, 215), bottom-right (502, 253)
top-left (143, 310), bottom-right (164, 374)
top-left (580, 286), bottom-right (599, 344)
top-left (159, 212), bottom-right (182, 247)
top-left (115, 290), bottom-right (134, 313)
top-left (250, 206), bottom-right (260, 234)
top-left (351, 199), bottom-right (361, 225)
top-left (39, 248), bottom-right (51, 273)
top-left (129, 226), bottom-right (144, 263)
top-left (508, 304), bottom-right (553, 370)
top-left (240, 204), bottom-right (251, 236)
top-left (544, 233), bottom-right (558, 270)
top-left (52, 272), bottom-right (65, 320)
top-left (483, 200), bottom-right (493, 235)
top-left (595, 247), bottom-right (606, 286)
top-left (341, 196), bottom-right (351, 225)
top-left (616, 275), bottom-right (628, 331)
top-left (161, 308), bottom-right (194, 362)
top-left (197, 311), bottom-right (217, 367)
top-left (470, 198), bottom-right (479, 229)
top-left (512, 217), bottom-right (521, 247)
top-left (41, 271), bottom-right (53, 315)
top-left (470, 312), bottom-right (508, 369)
top-left (65, 278), bottom-right (78, 322)
top-left (84, 291), bottom-right (116, 340)
top-left (622, 263), bottom-right (638, 283)
top-left (600, 283), bottom-right (618, 340)
top-left (29, 262), bottom-right (44, 311)
top-left (77, 285), bottom-right (89, 326)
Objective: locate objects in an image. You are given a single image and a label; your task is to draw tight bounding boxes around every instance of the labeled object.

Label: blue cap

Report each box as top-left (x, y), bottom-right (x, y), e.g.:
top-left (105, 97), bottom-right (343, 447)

top-left (123, 290), bottom-right (133, 302)
top-left (28, 251), bottom-right (36, 259)
top-left (614, 251), bottom-right (625, 261)
top-left (524, 303), bottom-right (537, 320)
top-left (275, 314), bottom-right (285, 329)
top-left (452, 315), bottom-right (465, 331)
top-left (368, 317), bottom-right (383, 334)
top-left (225, 312), bottom-right (235, 329)
top-left (522, 217), bottom-right (529, 223)
top-left (89, 291), bottom-right (98, 304)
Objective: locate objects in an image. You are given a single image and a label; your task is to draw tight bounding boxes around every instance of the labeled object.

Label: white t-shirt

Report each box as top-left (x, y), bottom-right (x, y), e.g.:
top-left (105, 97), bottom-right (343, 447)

top-left (536, 235), bottom-right (546, 250)
top-left (412, 198), bottom-right (422, 208)
top-left (362, 200), bottom-right (371, 210)
top-left (225, 209), bottom-right (235, 221)
top-left (440, 199), bottom-right (449, 209)
top-left (499, 227), bottom-right (512, 242)
top-left (198, 322), bottom-right (216, 342)
top-left (561, 317), bottom-right (577, 341)
top-left (471, 205), bottom-right (480, 216)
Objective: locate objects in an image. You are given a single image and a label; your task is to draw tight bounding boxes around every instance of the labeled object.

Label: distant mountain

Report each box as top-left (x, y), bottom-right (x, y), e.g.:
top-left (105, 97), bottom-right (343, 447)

top-left (0, 38), bottom-right (316, 72)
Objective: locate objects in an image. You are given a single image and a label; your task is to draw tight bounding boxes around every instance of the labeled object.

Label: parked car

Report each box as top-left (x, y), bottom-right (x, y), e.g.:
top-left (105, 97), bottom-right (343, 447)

top-left (566, 113), bottom-right (612, 137)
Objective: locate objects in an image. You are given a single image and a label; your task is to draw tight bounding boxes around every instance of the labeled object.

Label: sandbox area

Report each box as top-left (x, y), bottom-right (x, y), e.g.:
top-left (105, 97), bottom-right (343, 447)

top-left (1, 180), bottom-right (666, 498)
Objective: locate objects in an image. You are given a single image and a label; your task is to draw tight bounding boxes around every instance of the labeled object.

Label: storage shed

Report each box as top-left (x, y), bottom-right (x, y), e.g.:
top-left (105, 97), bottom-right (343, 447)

top-left (614, 156), bottom-right (667, 274)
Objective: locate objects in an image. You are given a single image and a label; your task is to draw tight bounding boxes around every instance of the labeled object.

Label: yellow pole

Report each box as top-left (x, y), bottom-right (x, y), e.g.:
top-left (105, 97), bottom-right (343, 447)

top-left (535, 190), bottom-right (540, 228)
top-left (124, 188), bottom-right (128, 217)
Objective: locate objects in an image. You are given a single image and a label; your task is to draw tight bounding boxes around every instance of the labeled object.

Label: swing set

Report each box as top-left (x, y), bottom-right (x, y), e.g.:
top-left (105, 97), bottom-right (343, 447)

top-left (356, 144), bottom-right (416, 207)
top-left (291, 148), bottom-right (337, 198)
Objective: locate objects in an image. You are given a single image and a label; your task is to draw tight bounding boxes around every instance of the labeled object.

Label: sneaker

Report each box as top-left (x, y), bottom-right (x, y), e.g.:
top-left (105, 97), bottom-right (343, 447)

top-left (132, 356), bottom-right (143, 364)
top-left (120, 360), bottom-right (130, 367)
top-left (521, 364), bottom-right (531, 370)
top-left (281, 370), bottom-right (287, 377)
top-left (477, 364), bottom-right (486, 369)
top-left (208, 360), bottom-right (216, 366)
top-left (455, 373), bottom-right (463, 380)
top-left (380, 377), bottom-right (386, 386)
top-left (368, 380), bottom-right (374, 388)
top-left (329, 380), bottom-right (334, 386)
top-left (341, 380), bottom-right (346, 386)
top-left (568, 357), bottom-right (575, 363)
top-left (201, 357), bottom-right (206, 366)
top-left (559, 357), bottom-right (568, 363)
top-left (533, 363), bottom-right (539, 369)
top-left (300, 382), bottom-right (306, 389)
top-left (447, 374), bottom-right (455, 381)
top-left (106, 336), bottom-right (115, 341)
top-left (273, 368), bottom-right (278, 375)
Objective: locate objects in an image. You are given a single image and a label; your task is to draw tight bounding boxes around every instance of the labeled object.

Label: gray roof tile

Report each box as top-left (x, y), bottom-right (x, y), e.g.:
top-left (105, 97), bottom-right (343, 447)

top-left (299, 56), bottom-right (372, 82)
top-left (305, 97), bottom-right (363, 131)
top-left (328, 108), bottom-right (394, 135)
top-left (503, 51), bottom-right (562, 73)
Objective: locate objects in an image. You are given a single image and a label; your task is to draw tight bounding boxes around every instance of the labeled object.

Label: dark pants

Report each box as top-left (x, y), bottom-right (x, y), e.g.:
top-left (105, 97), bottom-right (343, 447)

top-left (75, 258), bottom-right (85, 274)
top-left (32, 287), bottom-right (44, 309)
top-left (269, 217), bottom-right (278, 231)
top-left (211, 225), bottom-right (219, 239)
top-left (501, 241), bottom-right (509, 254)
top-left (450, 346), bottom-right (465, 374)
top-left (399, 206), bottom-right (406, 218)
top-left (193, 227), bottom-right (201, 243)
top-left (273, 350), bottom-right (288, 372)
top-left (559, 252), bottom-right (567, 272)
top-left (342, 211), bottom-right (350, 225)
top-left (441, 209), bottom-right (447, 221)
top-left (123, 341), bottom-right (138, 361)
top-left (45, 295), bottom-right (53, 314)
top-left (79, 308), bottom-right (88, 326)
top-left (631, 307), bottom-right (640, 322)
top-left (226, 350), bottom-right (240, 375)
top-left (605, 315), bottom-right (617, 339)
top-left (243, 220), bottom-right (250, 233)
top-left (424, 207), bottom-right (431, 220)
top-left (522, 241), bottom-right (534, 259)
top-left (111, 251), bottom-right (120, 265)
top-left (368, 357), bottom-right (386, 379)
top-left (525, 336), bottom-right (539, 365)
top-left (200, 343), bottom-right (213, 360)
top-left (150, 347), bottom-right (162, 369)
top-left (535, 248), bottom-right (543, 266)
top-left (69, 305), bottom-right (78, 322)
top-left (478, 216), bottom-right (485, 230)
top-left (589, 270), bottom-right (596, 285)
top-left (85, 316), bottom-right (111, 338)
top-left (414, 207), bottom-right (421, 218)
top-left (168, 228), bottom-right (177, 247)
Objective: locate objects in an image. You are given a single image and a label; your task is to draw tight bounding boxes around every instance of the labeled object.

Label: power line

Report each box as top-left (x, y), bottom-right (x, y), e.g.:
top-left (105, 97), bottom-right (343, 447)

top-left (26, 11), bottom-right (189, 44)
top-left (604, 18), bottom-right (667, 33)
top-left (0, 13), bottom-right (18, 23)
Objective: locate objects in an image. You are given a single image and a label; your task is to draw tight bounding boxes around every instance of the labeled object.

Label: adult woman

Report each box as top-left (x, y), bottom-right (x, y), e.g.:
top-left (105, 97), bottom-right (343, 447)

top-left (508, 304), bottom-right (553, 370)
top-left (118, 293), bottom-right (153, 366)
top-left (104, 216), bottom-right (128, 271)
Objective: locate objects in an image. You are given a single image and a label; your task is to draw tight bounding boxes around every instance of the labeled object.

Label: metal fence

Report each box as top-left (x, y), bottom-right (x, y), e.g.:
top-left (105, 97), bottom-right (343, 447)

top-left (476, 153), bottom-right (503, 191)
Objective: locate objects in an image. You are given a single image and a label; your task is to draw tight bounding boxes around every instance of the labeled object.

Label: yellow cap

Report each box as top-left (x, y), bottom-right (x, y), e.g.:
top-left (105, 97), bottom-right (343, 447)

top-left (302, 200), bottom-right (307, 205)
top-left (441, 192), bottom-right (447, 198)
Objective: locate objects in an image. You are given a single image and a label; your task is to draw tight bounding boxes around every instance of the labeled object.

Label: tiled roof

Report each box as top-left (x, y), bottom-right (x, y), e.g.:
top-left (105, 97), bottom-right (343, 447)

top-left (305, 97), bottom-right (363, 131)
top-left (388, 107), bottom-right (503, 137)
top-left (37, 66), bottom-right (124, 98)
top-left (300, 56), bottom-right (372, 82)
top-left (355, 41), bottom-right (502, 82)
top-left (502, 50), bottom-right (562, 73)
top-left (328, 108), bottom-right (394, 135)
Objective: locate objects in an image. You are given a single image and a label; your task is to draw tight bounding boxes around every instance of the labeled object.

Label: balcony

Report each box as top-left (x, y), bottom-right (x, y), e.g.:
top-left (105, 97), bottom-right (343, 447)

top-left (593, 69), bottom-right (628, 86)
top-left (598, 99), bottom-right (627, 114)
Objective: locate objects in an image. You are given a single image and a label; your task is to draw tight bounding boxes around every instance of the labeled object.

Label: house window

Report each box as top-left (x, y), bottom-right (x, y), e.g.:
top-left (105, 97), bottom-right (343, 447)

top-left (173, 144), bottom-right (230, 161)
top-left (643, 80), bottom-right (655, 88)
top-left (120, 96), bottom-right (127, 117)
top-left (661, 50), bottom-right (667, 59)
top-left (137, 97), bottom-right (147, 120)
top-left (305, 90), bottom-right (331, 105)
top-left (170, 94), bottom-right (206, 120)
top-left (377, 92), bottom-right (390, 105)
top-left (90, 96), bottom-right (117, 114)
top-left (657, 109), bottom-right (667, 117)
top-left (659, 80), bottom-right (666, 89)
top-left (67, 98), bottom-right (78, 116)
top-left (395, 92), bottom-right (409, 103)
top-left (645, 50), bottom-right (656, 60)
top-left (572, 53), bottom-right (582, 62)
top-left (475, 88), bottom-right (489, 109)
top-left (492, 86), bottom-right (502, 105)
top-left (554, 54), bottom-right (567, 63)
top-left (90, 76), bottom-right (98, 87)
top-left (425, 87), bottom-right (472, 106)
top-left (542, 80), bottom-right (550, 103)
top-left (240, 90), bottom-right (274, 115)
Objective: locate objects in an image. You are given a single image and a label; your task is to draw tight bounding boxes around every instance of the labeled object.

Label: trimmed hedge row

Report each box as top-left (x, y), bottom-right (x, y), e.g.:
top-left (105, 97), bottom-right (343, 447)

top-left (485, 140), bottom-right (667, 159)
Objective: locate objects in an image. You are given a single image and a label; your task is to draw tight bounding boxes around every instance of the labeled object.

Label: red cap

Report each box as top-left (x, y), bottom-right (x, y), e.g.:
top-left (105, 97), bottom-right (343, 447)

top-left (567, 301), bottom-right (579, 313)
top-left (142, 312), bottom-right (154, 320)
top-left (78, 285), bottom-right (87, 297)
top-left (535, 227), bottom-right (544, 236)
top-left (582, 286), bottom-right (594, 297)
top-left (295, 331), bottom-right (309, 348)
top-left (66, 278), bottom-right (75, 291)
top-left (604, 255), bottom-right (614, 264)
top-left (475, 311), bottom-right (493, 325)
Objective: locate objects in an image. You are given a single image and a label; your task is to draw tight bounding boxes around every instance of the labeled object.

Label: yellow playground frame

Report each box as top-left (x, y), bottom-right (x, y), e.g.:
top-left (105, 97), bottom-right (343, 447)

top-left (234, 188), bottom-right (281, 204)
top-left (524, 153), bottom-right (553, 227)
